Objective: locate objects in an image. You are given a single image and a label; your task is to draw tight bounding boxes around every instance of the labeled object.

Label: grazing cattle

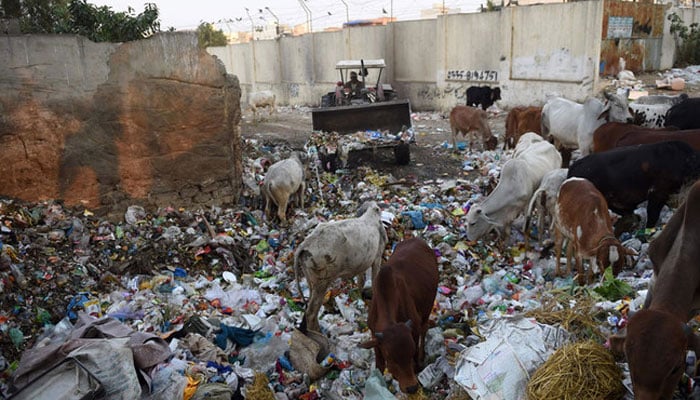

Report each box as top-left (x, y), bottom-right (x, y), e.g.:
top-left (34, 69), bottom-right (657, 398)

top-left (449, 105), bottom-right (498, 151)
top-left (541, 92), bottom-right (633, 166)
top-left (261, 153), bottom-right (305, 223)
top-left (665, 96), bottom-right (700, 130)
top-left (248, 90), bottom-right (276, 121)
top-left (359, 238), bottom-right (438, 394)
top-left (567, 140), bottom-right (700, 228)
top-left (294, 202), bottom-right (387, 332)
top-left (504, 106), bottom-right (543, 150)
top-left (466, 133), bottom-right (561, 244)
top-left (523, 168), bottom-right (568, 248)
top-left (630, 94), bottom-right (687, 128)
top-left (592, 122), bottom-right (678, 153)
top-left (466, 86), bottom-right (501, 110)
top-left (609, 180), bottom-right (700, 400)
top-left (553, 178), bottom-right (635, 284)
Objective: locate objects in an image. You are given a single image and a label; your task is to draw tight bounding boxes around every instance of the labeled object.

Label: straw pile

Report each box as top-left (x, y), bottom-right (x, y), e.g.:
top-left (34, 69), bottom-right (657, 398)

top-left (526, 341), bottom-right (624, 400)
top-left (525, 291), bottom-right (605, 341)
top-left (245, 372), bottom-right (276, 400)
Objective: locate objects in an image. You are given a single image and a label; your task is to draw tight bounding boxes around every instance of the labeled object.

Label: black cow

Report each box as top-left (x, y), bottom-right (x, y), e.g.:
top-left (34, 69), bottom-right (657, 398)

top-left (665, 96), bottom-right (700, 130)
top-left (567, 141), bottom-right (700, 228)
top-left (466, 86), bottom-right (501, 111)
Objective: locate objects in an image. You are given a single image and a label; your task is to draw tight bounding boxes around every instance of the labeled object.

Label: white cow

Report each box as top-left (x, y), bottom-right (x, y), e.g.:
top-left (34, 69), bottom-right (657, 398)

top-left (523, 168), bottom-right (569, 248)
top-left (541, 92), bottom-right (633, 166)
top-left (630, 93), bottom-right (688, 128)
top-left (261, 153), bottom-right (305, 223)
top-left (248, 90), bottom-right (276, 121)
top-left (466, 133), bottom-right (562, 244)
top-left (294, 201), bottom-right (388, 332)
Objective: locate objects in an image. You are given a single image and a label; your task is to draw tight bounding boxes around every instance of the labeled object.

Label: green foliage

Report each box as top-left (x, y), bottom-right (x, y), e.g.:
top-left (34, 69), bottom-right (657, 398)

top-left (480, 0), bottom-right (502, 12)
top-left (196, 22), bottom-right (227, 48)
top-left (593, 267), bottom-right (635, 301)
top-left (668, 12), bottom-right (700, 66)
top-left (1, 0), bottom-right (160, 43)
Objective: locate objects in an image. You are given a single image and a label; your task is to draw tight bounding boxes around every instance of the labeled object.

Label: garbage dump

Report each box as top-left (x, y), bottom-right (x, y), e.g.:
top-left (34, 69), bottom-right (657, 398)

top-left (0, 108), bottom-right (695, 400)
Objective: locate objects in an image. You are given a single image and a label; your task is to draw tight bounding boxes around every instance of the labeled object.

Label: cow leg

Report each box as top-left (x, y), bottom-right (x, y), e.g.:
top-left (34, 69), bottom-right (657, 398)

top-left (277, 194), bottom-right (289, 223)
top-left (554, 228), bottom-right (563, 277)
top-left (304, 284), bottom-right (327, 333)
top-left (537, 194), bottom-right (547, 246)
top-left (646, 192), bottom-right (669, 228)
top-left (299, 182), bottom-right (306, 210)
top-left (576, 253), bottom-right (586, 286)
top-left (418, 327), bottom-right (427, 367)
top-left (451, 129), bottom-right (458, 152)
top-left (374, 347), bottom-right (386, 373)
top-left (565, 241), bottom-right (575, 277)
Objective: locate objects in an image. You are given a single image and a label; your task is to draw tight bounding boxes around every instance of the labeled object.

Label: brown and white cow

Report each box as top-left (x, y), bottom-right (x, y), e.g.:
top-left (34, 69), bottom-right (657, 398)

top-left (261, 152), bottom-right (305, 223)
top-left (523, 168), bottom-right (568, 248)
top-left (553, 177), bottom-right (635, 284)
top-left (609, 179), bottom-right (700, 400)
top-left (504, 106), bottom-right (543, 150)
top-left (359, 237), bottom-right (438, 394)
top-left (294, 202), bottom-right (387, 333)
top-left (449, 105), bottom-right (498, 152)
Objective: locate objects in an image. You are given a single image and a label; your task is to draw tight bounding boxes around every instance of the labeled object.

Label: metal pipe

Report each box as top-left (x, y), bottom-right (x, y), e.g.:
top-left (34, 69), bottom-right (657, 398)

top-left (245, 8), bottom-right (257, 91)
top-left (265, 7), bottom-right (280, 36)
top-left (298, 0), bottom-right (311, 33)
top-left (340, 0), bottom-right (349, 23)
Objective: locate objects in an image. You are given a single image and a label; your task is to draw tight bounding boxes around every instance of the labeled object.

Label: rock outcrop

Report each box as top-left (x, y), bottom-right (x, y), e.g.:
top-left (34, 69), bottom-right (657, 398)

top-left (0, 32), bottom-right (242, 218)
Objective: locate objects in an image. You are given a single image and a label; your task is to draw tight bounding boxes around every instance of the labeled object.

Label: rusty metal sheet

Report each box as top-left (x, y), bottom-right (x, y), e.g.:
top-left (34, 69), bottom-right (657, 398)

top-left (602, 0), bottom-right (668, 39)
top-left (601, 38), bottom-right (647, 74)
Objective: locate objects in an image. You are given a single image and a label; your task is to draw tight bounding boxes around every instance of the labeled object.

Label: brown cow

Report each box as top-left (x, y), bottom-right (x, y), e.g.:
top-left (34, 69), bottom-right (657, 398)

top-left (504, 106), bottom-right (542, 150)
top-left (359, 237), bottom-right (438, 394)
top-left (616, 129), bottom-right (700, 151)
top-left (592, 122), bottom-right (679, 153)
top-left (449, 105), bottom-right (497, 152)
top-left (553, 177), bottom-right (635, 284)
top-left (609, 179), bottom-right (700, 400)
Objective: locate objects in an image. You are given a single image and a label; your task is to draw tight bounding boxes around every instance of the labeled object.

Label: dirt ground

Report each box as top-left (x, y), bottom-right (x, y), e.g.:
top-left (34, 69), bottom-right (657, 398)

top-left (240, 106), bottom-right (504, 182)
top-left (239, 73), bottom-right (696, 181)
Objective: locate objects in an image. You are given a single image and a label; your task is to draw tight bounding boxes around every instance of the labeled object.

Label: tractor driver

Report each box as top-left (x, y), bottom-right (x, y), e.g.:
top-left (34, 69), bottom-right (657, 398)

top-left (344, 71), bottom-right (364, 98)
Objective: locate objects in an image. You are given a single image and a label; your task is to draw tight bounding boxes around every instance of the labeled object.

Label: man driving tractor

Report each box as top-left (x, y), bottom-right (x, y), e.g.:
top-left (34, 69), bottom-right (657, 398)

top-left (344, 71), bottom-right (364, 98)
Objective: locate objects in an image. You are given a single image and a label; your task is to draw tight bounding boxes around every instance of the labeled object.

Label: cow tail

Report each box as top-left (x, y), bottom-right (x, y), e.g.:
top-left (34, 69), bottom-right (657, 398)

top-left (541, 111), bottom-right (549, 140)
top-left (294, 249), bottom-right (308, 305)
top-left (524, 188), bottom-right (545, 246)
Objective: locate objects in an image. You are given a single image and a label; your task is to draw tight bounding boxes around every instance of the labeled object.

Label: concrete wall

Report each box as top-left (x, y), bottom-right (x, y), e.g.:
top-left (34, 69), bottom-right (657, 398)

top-left (209, 0), bottom-right (684, 111)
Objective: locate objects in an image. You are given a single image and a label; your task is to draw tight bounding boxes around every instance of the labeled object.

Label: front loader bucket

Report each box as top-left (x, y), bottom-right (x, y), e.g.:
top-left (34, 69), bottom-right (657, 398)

top-left (312, 99), bottom-right (412, 134)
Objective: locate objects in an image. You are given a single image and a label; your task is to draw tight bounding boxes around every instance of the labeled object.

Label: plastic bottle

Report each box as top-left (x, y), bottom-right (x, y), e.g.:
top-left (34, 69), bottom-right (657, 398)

top-left (320, 353), bottom-right (335, 368)
top-left (687, 350), bottom-right (697, 377)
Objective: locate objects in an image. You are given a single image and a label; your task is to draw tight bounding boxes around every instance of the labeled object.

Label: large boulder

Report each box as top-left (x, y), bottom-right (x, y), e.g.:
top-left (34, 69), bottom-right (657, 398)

top-left (0, 32), bottom-right (242, 218)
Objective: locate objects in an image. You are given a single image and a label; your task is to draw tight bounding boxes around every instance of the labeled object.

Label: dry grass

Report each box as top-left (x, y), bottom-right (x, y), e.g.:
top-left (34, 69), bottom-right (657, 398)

top-left (526, 341), bottom-right (624, 400)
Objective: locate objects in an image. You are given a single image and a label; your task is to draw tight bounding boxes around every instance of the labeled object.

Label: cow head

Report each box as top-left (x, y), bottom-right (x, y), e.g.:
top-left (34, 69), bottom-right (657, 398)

top-left (466, 206), bottom-right (501, 241)
top-left (484, 135), bottom-right (498, 151)
top-left (609, 309), bottom-right (692, 399)
top-left (595, 239), bottom-right (637, 276)
top-left (359, 320), bottom-right (420, 394)
top-left (600, 92), bottom-right (634, 123)
top-left (491, 87), bottom-right (502, 102)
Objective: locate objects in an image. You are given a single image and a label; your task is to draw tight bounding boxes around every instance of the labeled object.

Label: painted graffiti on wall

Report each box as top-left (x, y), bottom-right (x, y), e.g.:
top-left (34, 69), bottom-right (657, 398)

top-left (416, 83), bottom-right (471, 101)
top-left (288, 83), bottom-right (300, 98)
top-left (446, 69), bottom-right (498, 82)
